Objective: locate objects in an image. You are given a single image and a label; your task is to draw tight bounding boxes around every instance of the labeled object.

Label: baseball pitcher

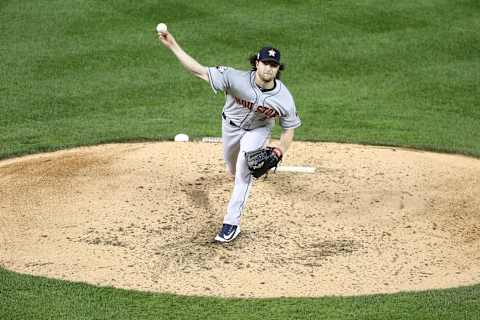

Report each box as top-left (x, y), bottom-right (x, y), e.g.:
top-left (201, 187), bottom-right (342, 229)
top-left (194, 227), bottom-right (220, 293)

top-left (158, 28), bottom-right (301, 243)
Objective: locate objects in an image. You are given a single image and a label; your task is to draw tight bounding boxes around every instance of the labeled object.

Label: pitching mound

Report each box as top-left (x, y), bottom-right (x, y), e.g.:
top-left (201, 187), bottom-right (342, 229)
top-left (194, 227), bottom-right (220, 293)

top-left (0, 141), bottom-right (479, 298)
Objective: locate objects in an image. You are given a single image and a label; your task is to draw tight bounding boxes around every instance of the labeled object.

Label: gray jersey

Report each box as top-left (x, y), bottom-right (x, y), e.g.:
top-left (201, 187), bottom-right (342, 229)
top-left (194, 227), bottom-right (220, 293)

top-left (207, 66), bottom-right (301, 131)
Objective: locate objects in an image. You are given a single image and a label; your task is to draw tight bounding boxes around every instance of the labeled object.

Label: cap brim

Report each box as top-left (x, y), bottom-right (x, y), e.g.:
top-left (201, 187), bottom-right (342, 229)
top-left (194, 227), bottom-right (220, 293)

top-left (259, 58), bottom-right (280, 65)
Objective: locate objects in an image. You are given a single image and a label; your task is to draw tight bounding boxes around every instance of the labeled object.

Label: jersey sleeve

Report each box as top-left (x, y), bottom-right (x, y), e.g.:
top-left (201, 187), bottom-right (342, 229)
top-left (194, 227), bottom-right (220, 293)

top-left (207, 66), bottom-right (232, 94)
top-left (279, 97), bottom-right (301, 129)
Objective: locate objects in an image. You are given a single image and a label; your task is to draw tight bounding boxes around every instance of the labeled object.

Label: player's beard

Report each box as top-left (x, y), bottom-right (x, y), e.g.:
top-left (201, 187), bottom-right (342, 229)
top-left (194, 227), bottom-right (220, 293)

top-left (259, 71), bottom-right (275, 84)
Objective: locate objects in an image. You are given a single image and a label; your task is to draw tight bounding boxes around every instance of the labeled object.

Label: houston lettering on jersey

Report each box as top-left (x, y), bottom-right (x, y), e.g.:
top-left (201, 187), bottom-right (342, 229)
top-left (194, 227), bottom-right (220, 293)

top-left (234, 96), bottom-right (278, 118)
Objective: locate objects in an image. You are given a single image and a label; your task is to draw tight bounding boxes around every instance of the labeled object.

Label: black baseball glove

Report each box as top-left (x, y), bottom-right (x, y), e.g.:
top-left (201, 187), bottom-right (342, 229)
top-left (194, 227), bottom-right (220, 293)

top-left (245, 147), bottom-right (283, 178)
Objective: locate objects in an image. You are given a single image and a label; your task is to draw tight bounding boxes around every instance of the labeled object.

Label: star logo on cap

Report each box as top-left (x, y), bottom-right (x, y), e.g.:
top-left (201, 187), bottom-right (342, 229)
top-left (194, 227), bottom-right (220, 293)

top-left (268, 49), bottom-right (276, 57)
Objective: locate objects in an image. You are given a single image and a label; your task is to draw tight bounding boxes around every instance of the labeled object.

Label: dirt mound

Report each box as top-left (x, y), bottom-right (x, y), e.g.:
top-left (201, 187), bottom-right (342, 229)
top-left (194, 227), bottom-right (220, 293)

top-left (1, 142), bottom-right (479, 297)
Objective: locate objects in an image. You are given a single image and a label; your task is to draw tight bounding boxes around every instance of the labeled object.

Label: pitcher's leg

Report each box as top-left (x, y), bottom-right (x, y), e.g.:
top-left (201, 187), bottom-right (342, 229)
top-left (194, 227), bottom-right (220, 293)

top-left (223, 127), bottom-right (271, 226)
top-left (222, 121), bottom-right (242, 176)
top-left (223, 151), bottom-right (253, 225)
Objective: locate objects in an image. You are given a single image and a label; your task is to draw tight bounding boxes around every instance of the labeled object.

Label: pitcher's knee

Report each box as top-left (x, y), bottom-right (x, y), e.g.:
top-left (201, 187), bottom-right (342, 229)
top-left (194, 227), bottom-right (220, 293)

top-left (226, 164), bottom-right (236, 176)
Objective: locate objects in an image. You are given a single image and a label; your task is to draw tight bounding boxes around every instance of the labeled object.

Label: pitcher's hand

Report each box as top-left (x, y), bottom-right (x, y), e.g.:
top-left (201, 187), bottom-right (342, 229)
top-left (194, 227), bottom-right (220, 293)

top-left (158, 31), bottom-right (177, 50)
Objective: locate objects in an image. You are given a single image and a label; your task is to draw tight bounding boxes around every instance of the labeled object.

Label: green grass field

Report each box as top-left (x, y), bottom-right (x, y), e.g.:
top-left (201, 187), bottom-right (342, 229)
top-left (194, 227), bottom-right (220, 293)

top-left (1, 0), bottom-right (479, 319)
top-left (1, 268), bottom-right (479, 320)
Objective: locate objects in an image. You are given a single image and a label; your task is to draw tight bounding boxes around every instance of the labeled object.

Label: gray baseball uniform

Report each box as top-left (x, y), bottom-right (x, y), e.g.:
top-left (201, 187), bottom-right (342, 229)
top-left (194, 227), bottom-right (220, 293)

top-left (208, 66), bottom-right (301, 226)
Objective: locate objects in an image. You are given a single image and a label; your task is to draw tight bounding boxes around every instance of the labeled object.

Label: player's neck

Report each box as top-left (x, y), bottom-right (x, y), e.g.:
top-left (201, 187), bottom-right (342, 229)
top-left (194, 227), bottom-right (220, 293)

top-left (254, 76), bottom-right (276, 91)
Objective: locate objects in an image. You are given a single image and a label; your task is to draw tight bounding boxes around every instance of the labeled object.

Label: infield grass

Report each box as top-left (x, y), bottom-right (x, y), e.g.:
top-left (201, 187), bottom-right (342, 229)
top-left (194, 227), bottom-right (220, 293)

top-left (1, 0), bottom-right (479, 319)
top-left (1, 268), bottom-right (479, 320)
top-left (1, 0), bottom-right (479, 159)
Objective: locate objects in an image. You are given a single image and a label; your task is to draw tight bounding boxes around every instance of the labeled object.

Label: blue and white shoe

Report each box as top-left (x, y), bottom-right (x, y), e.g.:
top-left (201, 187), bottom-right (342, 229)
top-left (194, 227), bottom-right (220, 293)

top-left (214, 224), bottom-right (241, 243)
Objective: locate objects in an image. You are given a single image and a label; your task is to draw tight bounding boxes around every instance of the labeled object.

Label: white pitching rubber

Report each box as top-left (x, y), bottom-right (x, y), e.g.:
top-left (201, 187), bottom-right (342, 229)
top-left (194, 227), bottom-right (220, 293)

top-left (202, 137), bottom-right (223, 143)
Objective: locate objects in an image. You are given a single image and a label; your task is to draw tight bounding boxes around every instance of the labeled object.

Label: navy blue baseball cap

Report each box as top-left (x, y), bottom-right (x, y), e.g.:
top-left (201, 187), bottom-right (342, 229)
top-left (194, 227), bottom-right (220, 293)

top-left (257, 46), bottom-right (281, 65)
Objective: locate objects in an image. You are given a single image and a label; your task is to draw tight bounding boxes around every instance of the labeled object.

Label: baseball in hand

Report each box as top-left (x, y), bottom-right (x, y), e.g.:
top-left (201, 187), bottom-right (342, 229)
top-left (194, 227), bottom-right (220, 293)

top-left (156, 23), bottom-right (167, 33)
